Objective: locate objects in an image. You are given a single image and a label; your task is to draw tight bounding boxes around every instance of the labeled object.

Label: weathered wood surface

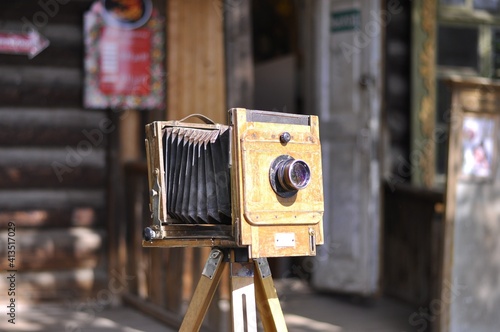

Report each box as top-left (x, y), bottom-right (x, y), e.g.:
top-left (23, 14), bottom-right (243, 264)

top-left (0, 146), bottom-right (106, 188)
top-left (0, 0), bottom-right (106, 303)
top-left (383, 182), bottom-right (444, 306)
top-left (0, 66), bottom-right (82, 107)
top-left (0, 208), bottom-right (105, 228)
top-left (167, 0), bottom-right (226, 123)
top-left (0, 228), bottom-right (105, 271)
top-left (440, 78), bottom-right (500, 332)
top-left (0, 165), bottom-right (105, 189)
top-left (0, 268), bottom-right (107, 302)
top-left (0, 190), bottom-right (105, 209)
top-left (224, 0), bottom-right (254, 109)
top-left (0, 108), bottom-right (108, 146)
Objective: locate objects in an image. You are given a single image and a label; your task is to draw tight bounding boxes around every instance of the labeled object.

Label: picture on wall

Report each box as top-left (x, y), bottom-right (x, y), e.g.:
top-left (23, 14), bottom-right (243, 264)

top-left (460, 114), bottom-right (498, 180)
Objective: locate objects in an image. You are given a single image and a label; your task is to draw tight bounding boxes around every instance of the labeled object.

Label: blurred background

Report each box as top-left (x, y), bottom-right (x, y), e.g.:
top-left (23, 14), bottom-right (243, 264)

top-left (1, 0), bottom-right (500, 331)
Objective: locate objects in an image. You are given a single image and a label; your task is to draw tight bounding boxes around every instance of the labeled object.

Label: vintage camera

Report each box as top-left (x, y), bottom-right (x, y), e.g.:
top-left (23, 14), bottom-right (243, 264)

top-left (143, 108), bottom-right (324, 258)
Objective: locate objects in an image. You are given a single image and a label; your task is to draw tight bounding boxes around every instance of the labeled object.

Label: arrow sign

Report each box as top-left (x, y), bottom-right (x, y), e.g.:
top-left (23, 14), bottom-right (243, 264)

top-left (0, 30), bottom-right (50, 59)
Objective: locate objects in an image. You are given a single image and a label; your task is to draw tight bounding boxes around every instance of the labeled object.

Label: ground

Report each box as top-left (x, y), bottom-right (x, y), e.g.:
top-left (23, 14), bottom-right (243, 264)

top-left (0, 280), bottom-right (419, 332)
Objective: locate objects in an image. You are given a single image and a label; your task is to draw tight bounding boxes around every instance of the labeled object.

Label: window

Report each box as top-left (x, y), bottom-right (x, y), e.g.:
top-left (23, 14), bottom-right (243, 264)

top-left (438, 26), bottom-right (479, 70)
top-left (435, 1), bottom-right (500, 179)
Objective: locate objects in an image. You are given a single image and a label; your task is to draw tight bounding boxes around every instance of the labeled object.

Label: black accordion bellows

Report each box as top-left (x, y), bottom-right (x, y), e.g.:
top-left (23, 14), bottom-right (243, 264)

top-left (163, 126), bottom-right (231, 224)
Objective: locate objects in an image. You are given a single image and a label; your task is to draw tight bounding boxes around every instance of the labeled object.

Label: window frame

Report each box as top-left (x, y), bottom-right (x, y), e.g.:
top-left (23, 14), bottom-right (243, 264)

top-left (434, 1), bottom-right (500, 182)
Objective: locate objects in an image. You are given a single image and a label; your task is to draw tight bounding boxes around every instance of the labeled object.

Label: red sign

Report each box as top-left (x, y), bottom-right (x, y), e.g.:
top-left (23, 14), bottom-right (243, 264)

top-left (0, 30), bottom-right (49, 59)
top-left (84, 1), bottom-right (165, 110)
top-left (99, 27), bottom-right (151, 95)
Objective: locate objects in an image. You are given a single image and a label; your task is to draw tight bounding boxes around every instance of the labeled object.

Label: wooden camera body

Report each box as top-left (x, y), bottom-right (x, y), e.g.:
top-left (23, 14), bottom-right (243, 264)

top-left (143, 108), bottom-right (324, 258)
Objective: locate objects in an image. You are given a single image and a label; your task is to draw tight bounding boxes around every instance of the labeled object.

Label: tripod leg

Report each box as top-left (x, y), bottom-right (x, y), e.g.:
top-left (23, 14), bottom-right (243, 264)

top-left (179, 248), bottom-right (225, 332)
top-left (231, 261), bottom-right (258, 332)
top-left (254, 258), bottom-right (288, 332)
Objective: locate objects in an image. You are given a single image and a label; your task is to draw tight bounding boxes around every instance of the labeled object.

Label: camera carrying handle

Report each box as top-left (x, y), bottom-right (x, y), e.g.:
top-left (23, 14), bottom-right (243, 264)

top-left (178, 113), bottom-right (216, 125)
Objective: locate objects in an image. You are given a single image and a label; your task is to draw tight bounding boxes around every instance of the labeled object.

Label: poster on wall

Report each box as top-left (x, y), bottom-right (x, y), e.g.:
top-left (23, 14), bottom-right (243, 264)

top-left (460, 114), bottom-right (499, 180)
top-left (84, 0), bottom-right (165, 110)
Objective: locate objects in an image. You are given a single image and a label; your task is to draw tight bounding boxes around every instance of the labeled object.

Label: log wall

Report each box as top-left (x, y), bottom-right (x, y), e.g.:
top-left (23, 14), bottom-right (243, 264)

top-left (0, 0), bottom-right (108, 301)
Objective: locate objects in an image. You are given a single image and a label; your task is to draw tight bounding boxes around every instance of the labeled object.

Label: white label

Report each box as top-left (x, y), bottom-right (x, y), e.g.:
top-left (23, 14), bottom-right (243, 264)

top-left (275, 233), bottom-right (296, 248)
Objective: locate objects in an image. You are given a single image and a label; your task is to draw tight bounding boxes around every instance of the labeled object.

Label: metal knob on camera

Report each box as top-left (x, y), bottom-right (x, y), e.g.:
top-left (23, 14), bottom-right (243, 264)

top-left (143, 226), bottom-right (161, 241)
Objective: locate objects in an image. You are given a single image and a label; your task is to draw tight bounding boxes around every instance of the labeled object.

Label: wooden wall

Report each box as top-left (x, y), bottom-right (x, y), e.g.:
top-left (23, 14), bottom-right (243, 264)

top-left (383, 182), bottom-right (444, 307)
top-left (384, 0), bottom-right (412, 185)
top-left (0, 0), bottom-right (108, 301)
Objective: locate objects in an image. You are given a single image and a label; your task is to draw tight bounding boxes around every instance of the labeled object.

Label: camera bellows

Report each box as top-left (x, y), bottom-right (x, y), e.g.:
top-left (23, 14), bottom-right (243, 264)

top-left (163, 126), bottom-right (231, 224)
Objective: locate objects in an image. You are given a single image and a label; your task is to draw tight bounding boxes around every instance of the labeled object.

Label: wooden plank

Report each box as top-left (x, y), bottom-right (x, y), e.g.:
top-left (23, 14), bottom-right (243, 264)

top-left (411, 0), bottom-right (438, 187)
top-left (179, 249), bottom-right (226, 332)
top-left (0, 127), bottom-right (109, 147)
top-left (224, 0), bottom-right (254, 109)
top-left (148, 248), bottom-right (164, 305)
top-left (437, 79), bottom-right (500, 332)
top-left (0, 268), bottom-right (107, 302)
top-left (207, 263), bottom-right (230, 331)
top-left (0, 48), bottom-right (82, 68)
top-left (0, 165), bottom-right (105, 189)
top-left (0, 147), bottom-right (106, 187)
top-left (0, 87), bottom-right (81, 107)
top-left (0, 227), bottom-right (105, 271)
top-left (382, 182), bottom-right (444, 306)
top-left (119, 110), bottom-right (141, 162)
top-left (0, 66), bottom-right (81, 87)
top-left (0, 207), bottom-right (105, 228)
top-left (0, 148), bottom-right (105, 167)
top-left (0, 66), bottom-right (81, 107)
top-left (124, 171), bottom-right (141, 296)
top-left (165, 248), bottom-right (185, 312)
top-left (0, 189), bottom-right (105, 209)
top-left (254, 259), bottom-right (287, 332)
top-left (0, 1), bottom-right (94, 25)
top-left (0, 107), bottom-right (108, 136)
top-left (167, 0), bottom-right (226, 123)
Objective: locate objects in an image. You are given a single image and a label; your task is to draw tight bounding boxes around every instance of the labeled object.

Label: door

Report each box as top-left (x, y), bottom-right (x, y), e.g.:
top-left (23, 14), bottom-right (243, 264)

top-left (302, 0), bottom-right (383, 295)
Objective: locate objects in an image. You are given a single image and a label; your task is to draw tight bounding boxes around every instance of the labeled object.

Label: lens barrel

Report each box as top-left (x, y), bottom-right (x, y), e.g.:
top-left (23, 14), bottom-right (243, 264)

top-left (278, 159), bottom-right (311, 191)
top-left (270, 155), bottom-right (311, 198)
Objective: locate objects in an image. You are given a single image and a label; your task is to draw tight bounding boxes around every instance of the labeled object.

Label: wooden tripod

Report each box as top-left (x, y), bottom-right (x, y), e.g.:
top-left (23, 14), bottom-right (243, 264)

top-left (179, 248), bottom-right (288, 332)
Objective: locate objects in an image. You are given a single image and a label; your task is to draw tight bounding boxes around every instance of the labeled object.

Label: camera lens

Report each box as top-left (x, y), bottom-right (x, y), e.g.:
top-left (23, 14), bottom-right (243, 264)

top-left (270, 155), bottom-right (312, 197)
top-left (281, 159), bottom-right (311, 190)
